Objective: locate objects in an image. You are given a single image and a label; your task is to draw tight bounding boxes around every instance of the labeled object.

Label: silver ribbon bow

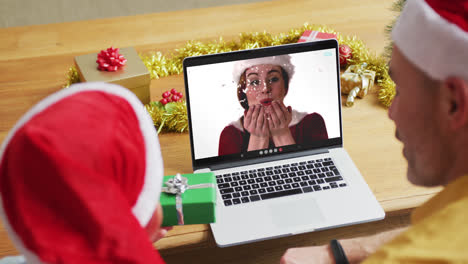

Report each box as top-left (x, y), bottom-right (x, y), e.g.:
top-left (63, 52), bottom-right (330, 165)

top-left (161, 173), bottom-right (215, 225)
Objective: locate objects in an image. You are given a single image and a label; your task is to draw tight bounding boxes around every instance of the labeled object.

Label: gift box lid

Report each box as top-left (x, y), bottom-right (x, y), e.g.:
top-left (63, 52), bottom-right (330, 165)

top-left (74, 47), bottom-right (150, 88)
top-left (298, 30), bottom-right (337, 43)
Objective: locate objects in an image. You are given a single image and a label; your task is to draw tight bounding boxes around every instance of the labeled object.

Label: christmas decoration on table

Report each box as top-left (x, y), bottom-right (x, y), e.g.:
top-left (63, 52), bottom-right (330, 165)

top-left (384, 0), bottom-right (407, 59)
top-left (64, 24), bottom-right (339, 86)
top-left (377, 70), bottom-right (396, 108)
top-left (64, 66), bottom-right (80, 88)
top-left (74, 46), bottom-right (151, 104)
top-left (145, 88), bottom-right (188, 133)
top-left (64, 21), bottom-right (404, 127)
top-left (377, 0), bottom-right (406, 108)
top-left (297, 30), bottom-right (337, 42)
top-left (297, 30), bottom-right (353, 67)
top-left (160, 88), bottom-right (184, 105)
top-left (96, 47), bottom-right (127, 71)
top-left (338, 44), bottom-right (352, 66)
top-left (340, 63), bottom-right (376, 107)
top-left (160, 172), bottom-right (216, 226)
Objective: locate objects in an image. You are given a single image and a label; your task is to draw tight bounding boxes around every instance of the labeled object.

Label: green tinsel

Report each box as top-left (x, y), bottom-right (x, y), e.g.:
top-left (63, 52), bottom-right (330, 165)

top-left (377, 0), bottom-right (406, 107)
top-left (384, 0), bottom-right (407, 59)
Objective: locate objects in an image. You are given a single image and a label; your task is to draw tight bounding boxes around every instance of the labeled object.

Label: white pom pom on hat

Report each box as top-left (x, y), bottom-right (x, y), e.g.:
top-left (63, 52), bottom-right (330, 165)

top-left (232, 55), bottom-right (295, 83)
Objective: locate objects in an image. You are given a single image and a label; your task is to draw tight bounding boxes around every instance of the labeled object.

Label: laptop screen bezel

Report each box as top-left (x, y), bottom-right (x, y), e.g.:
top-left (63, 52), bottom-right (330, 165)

top-left (183, 39), bottom-right (343, 170)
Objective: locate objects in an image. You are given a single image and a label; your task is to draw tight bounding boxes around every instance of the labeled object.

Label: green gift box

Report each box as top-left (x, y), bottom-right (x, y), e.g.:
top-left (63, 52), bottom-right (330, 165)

top-left (160, 172), bottom-right (216, 226)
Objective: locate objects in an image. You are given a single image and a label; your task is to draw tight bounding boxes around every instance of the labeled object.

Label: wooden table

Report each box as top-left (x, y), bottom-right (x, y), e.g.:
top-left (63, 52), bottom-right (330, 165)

top-left (0, 0), bottom-right (441, 263)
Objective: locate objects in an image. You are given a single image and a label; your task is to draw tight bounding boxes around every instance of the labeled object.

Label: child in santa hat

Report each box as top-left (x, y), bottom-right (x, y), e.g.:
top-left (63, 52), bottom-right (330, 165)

top-left (0, 82), bottom-right (170, 263)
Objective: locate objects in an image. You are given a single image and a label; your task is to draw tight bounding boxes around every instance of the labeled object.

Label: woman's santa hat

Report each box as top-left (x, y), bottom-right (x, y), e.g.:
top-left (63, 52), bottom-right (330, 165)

top-left (392, 0), bottom-right (468, 81)
top-left (0, 83), bottom-right (165, 263)
top-left (232, 55), bottom-right (295, 83)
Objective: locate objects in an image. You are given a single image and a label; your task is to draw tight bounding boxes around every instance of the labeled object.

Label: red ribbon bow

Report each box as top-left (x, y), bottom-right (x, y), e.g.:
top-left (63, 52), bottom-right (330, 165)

top-left (96, 47), bottom-right (127, 71)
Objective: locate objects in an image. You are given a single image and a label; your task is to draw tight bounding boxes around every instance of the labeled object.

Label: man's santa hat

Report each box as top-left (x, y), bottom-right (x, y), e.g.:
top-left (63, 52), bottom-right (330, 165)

top-left (392, 0), bottom-right (468, 81)
top-left (0, 83), bottom-right (165, 263)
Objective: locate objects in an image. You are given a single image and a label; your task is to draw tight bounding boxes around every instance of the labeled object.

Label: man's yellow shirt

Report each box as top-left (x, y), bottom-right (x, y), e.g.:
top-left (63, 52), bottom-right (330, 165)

top-left (364, 175), bottom-right (468, 263)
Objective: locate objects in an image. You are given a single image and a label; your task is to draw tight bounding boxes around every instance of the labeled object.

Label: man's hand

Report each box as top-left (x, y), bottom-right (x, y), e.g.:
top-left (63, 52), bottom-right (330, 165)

top-left (147, 204), bottom-right (174, 243)
top-left (151, 226), bottom-right (173, 243)
top-left (280, 227), bottom-right (408, 264)
top-left (281, 245), bottom-right (334, 264)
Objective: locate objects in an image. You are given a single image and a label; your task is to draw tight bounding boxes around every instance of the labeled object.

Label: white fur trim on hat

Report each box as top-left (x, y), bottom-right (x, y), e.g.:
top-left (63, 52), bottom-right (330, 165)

top-left (232, 55), bottom-right (295, 84)
top-left (392, 0), bottom-right (468, 81)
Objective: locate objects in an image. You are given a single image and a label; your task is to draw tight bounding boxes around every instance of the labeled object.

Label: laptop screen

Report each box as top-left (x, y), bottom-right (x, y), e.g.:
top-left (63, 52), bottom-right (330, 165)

top-left (184, 40), bottom-right (342, 169)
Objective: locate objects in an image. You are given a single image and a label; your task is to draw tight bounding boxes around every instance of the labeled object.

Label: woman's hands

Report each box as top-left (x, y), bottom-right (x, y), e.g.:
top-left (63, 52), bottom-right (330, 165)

top-left (267, 101), bottom-right (295, 147)
top-left (244, 104), bottom-right (270, 151)
top-left (244, 101), bottom-right (295, 151)
top-left (244, 104), bottom-right (270, 138)
top-left (266, 101), bottom-right (292, 134)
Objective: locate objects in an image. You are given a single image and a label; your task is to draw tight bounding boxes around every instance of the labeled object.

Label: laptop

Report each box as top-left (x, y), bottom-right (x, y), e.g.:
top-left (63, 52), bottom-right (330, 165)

top-left (182, 39), bottom-right (385, 247)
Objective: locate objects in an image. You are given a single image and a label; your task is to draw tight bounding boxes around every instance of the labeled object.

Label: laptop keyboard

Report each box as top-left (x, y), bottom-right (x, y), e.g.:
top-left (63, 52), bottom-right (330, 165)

top-left (216, 157), bottom-right (347, 206)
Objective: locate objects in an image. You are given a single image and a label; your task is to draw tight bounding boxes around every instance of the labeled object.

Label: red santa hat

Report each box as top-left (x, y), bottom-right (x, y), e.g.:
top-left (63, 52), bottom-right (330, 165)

top-left (0, 82), bottom-right (165, 263)
top-left (232, 55), bottom-right (295, 83)
top-left (391, 0), bottom-right (468, 81)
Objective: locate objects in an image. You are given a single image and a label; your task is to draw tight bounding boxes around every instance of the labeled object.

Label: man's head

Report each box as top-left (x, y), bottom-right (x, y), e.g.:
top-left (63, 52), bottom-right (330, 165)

top-left (390, 0), bottom-right (468, 186)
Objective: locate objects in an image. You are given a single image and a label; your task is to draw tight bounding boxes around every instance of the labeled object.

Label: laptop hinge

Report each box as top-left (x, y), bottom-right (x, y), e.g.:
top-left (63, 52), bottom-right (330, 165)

top-left (208, 147), bottom-right (330, 171)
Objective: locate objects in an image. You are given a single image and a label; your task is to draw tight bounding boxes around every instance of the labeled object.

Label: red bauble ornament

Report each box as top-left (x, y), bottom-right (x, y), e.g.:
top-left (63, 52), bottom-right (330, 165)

top-left (160, 89), bottom-right (183, 103)
top-left (96, 47), bottom-right (127, 72)
top-left (339, 44), bottom-right (352, 66)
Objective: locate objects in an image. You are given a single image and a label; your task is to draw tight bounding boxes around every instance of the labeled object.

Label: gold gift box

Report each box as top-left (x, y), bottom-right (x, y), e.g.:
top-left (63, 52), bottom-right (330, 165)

top-left (74, 47), bottom-right (150, 104)
top-left (340, 63), bottom-right (376, 107)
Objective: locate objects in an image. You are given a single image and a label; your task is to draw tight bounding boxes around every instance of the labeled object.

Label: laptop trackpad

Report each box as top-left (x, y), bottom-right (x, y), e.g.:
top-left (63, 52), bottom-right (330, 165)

top-left (269, 198), bottom-right (325, 228)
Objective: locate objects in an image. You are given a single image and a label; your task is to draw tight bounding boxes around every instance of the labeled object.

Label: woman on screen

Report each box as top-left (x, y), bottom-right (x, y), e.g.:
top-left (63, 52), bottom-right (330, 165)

top-left (218, 55), bottom-right (328, 156)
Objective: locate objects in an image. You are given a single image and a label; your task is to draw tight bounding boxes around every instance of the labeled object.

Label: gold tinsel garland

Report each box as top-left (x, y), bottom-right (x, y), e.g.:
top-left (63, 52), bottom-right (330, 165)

top-left (65, 67), bottom-right (80, 88)
top-left (64, 23), bottom-right (396, 131)
top-left (145, 101), bottom-right (188, 133)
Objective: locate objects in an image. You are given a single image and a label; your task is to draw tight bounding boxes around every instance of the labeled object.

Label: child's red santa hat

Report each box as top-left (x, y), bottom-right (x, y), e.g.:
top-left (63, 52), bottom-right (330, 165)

top-left (392, 0), bottom-right (468, 81)
top-left (0, 82), bottom-right (165, 263)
